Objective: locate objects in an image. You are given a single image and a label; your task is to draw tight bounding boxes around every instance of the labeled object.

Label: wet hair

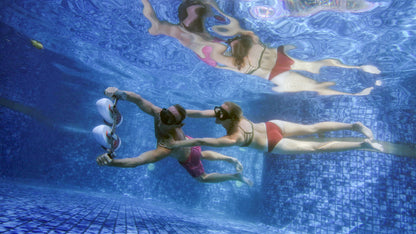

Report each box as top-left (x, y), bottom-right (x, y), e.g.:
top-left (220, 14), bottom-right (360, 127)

top-left (227, 35), bottom-right (253, 70)
top-left (173, 104), bottom-right (187, 123)
top-left (224, 101), bottom-right (242, 118)
top-left (223, 102), bottom-right (243, 133)
top-left (178, 0), bottom-right (208, 33)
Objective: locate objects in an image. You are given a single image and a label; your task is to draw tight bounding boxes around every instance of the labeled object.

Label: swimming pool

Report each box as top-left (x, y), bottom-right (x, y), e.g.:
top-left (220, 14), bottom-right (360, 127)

top-left (0, 0), bottom-right (415, 232)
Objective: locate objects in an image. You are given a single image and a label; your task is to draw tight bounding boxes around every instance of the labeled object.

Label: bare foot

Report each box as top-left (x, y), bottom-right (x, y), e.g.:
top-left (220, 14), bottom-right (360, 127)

top-left (354, 87), bottom-right (374, 96)
top-left (353, 122), bottom-right (374, 140)
top-left (360, 65), bottom-right (381, 74)
top-left (231, 158), bottom-right (243, 173)
top-left (283, 44), bottom-right (296, 52)
top-left (362, 139), bottom-right (384, 152)
top-left (236, 173), bottom-right (253, 187)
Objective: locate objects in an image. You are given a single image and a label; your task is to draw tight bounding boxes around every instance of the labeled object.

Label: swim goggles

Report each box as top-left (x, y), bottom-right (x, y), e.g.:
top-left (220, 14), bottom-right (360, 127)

top-left (160, 108), bottom-right (182, 125)
top-left (214, 106), bottom-right (230, 120)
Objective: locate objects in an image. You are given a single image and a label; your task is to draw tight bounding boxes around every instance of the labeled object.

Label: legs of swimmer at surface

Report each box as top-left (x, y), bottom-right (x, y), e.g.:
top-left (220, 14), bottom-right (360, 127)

top-left (197, 172), bottom-right (253, 186)
top-left (271, 45), bottom-right (379, 96)
top-left (201, 150), bottom-right (243, 172)
top-left (291, 58), bottom-right (381, 75)
top-left (272, 138), bottom-right (383, 154)
top-left (274, 120), bottom-right (374, 140)
top-left (271, 71), bottom-right (374, 96)
top-left (282, 45), bottom-right (381, 75)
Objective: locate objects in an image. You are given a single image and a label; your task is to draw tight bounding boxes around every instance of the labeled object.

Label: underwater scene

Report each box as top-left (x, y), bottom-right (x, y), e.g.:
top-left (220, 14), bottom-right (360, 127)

top-left (1, 0), bottom-right (415, 233)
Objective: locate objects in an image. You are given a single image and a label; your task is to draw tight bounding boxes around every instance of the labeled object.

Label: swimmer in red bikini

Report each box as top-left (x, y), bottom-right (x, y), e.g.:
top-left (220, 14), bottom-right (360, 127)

top-left (205, 20), bottom-right (382, 96)
top-left (142, 0), bottom-right (381, 96)
top-left (161, 102), bottom-right (384, 154)
top-left (96, 87), bottom-right (253, 186)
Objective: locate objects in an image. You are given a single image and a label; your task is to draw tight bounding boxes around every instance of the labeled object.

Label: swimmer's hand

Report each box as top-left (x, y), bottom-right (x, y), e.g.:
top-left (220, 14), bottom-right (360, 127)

top-left (96, 153), bottom-right (113, 166)
top-left (104, 87), bottom-right (127, 100)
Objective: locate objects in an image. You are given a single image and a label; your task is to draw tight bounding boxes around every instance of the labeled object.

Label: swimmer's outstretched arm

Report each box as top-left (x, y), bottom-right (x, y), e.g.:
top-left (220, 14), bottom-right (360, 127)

top-left (186, 109), bottom-right (215, 118)
top-left (141, 0), bottom-right (179, 36)
top-left (167, 136), bottom-right (237, 149)
top-left (105, 87), bottom-right (161, 117)
top-left (96, 147), bottom-right (170, 167)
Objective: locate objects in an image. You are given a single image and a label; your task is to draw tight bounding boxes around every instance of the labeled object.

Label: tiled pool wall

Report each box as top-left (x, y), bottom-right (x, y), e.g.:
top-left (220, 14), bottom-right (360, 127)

top-left (260, 151), bottom-right (416, 232)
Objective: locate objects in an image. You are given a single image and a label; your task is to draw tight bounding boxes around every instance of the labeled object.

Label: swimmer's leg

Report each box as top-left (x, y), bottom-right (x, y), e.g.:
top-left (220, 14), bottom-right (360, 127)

top-left (314, 87), bottom-right (374, 96)
top-left (362, 139), bottom-right (384, 152)
top-left (202, 150), bottom-right (243, 172)
top-left (352, 122), bottom-right (374, 140)
top-left (273, 120), bottom-right (374, 139)
top-left (197, 172), bottom-right (253, 186)
top-left (236, 173), bottom-right (254, 186)
top-left (291, 58), bottom-right (381, 74)
top-left (271, 138), bottom-right (383, 154)
top-left (271, 71), bottom-right (374, 96)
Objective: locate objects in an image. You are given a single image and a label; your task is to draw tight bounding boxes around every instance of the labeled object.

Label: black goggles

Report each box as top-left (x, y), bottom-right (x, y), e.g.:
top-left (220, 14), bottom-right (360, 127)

top-left (214, 106), bottom-right (230, 120)
top-left (160, 108), bottom-right (181, 125)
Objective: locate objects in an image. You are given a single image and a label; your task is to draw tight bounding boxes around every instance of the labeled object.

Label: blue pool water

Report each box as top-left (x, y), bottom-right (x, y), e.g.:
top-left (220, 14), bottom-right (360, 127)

top-left (1, 0), bottom-right (415, 233)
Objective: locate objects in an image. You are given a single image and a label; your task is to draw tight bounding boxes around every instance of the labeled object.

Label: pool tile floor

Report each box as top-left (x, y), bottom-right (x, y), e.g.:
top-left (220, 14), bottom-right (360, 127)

top-left (0, 180), bottom-right (278, 233)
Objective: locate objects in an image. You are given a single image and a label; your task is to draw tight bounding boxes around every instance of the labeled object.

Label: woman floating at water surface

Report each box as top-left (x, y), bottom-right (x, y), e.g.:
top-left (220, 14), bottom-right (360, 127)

top-left (162, 102), bottom-right (384, 154)
top-left (141, 0), bottom-right (380, 96)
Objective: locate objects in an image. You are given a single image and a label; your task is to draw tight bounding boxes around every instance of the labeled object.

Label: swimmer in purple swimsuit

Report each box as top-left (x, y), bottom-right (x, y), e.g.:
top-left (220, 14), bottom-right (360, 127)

top-left (162, 101), bottom-right (384, 155)
top-left (142, 0), bottom-right (381, 96)
top-left (96, 87), bottom-right (253, 186)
